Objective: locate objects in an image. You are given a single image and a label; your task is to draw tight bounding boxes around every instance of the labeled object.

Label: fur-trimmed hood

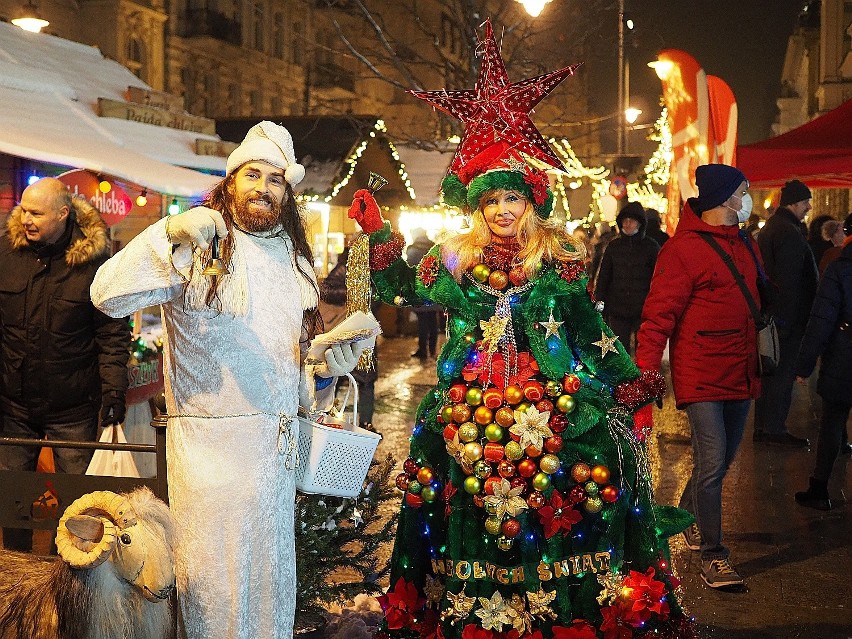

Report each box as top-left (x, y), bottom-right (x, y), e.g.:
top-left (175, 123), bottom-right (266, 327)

top-left (6, 196), bottom-right (109, 266)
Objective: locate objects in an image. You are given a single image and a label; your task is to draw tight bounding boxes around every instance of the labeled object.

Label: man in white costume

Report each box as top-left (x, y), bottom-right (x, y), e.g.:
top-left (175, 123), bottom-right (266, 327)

top-left (91, 121), bottom-right (362, 639)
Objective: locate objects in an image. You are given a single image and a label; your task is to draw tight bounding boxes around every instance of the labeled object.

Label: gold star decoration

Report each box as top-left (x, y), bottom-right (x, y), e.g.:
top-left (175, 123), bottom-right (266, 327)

top-left (480, 315), bottom-right (509, 354)
top-left (541, 310), bottom-right (564, 339)
top-left (474, 590), bottom-right (511, 631)
top-left (443, 586), bottom-right (476, 624)
top-left (446, 431), bottom-right (474, 474)
top-left (423, 575), bottom-right (445, 608)
top-left (507, 594), bottom-right (532, 635)
top-left (592, 331), bottom-right (620, 358)
top-left (526, 586), bottom-right (557, 620)
top-left (596, 571), bottom-right (626, 606)
top-left (484, 478), bottom-right (529, 520)
top-left (503, 155), bottom-right (529, 173)
top-left (509, 405), bottom-right (553, 451)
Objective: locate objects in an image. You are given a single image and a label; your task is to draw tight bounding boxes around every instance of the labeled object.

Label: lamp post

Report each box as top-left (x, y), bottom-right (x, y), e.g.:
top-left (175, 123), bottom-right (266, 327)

top-left (11, 0), bottom-right (49, 32)
top-left (516, 0), bottom-right (553, 18)
top-left (617, 0), bottom-right (625, 155)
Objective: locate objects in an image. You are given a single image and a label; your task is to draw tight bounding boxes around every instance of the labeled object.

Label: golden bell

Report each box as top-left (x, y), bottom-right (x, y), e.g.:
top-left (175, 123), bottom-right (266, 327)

top-left (367, 172), bottom-right (388, 193)
top-left (202, 234), bottom-right (230, 276)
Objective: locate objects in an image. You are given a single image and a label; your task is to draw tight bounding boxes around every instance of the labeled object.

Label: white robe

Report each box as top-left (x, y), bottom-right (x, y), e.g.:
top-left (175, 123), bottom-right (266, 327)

top-left (91, 217), bottom-right (330, 639)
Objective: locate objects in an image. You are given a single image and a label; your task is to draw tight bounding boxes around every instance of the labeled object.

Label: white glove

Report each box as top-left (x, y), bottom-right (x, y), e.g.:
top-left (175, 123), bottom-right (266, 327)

top-left (315, 342), bottom-right (365, 378)
top-left (166, 206), bottom-right (228, 251)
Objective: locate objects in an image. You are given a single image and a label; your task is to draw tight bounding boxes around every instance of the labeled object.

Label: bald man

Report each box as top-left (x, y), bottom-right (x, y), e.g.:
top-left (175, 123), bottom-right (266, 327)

top-left (0, 177), bottom-right (129, 552)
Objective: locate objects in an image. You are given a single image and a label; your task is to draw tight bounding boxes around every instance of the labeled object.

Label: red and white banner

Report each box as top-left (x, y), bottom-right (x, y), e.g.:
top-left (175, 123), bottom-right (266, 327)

top-left (707, 75), bottom-right (738, 167)
top-left (57, 169), bottom-right (133, 227)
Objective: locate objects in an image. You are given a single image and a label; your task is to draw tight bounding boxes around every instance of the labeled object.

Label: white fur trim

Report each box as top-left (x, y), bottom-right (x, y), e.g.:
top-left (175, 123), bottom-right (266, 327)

top-left (285, 163), bottom-right (305, 187)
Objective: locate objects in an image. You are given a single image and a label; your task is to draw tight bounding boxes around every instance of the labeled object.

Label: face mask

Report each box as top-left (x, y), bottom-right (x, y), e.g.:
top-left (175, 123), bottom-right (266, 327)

top-left (733, 193), bottom-right (753, 224)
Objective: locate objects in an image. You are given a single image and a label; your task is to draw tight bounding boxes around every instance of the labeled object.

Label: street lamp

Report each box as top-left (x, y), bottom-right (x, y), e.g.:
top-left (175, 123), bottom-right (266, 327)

top-left (516, 0), bottom-right (553, 17)
top-left (11, 0), bottom-right (49, 32)
top-left (625, 107), bottom-right (642, 124)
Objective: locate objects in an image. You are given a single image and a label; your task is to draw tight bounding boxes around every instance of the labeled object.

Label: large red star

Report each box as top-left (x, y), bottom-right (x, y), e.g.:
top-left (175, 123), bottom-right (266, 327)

top-left (410, 20), bottom-right (581, 175)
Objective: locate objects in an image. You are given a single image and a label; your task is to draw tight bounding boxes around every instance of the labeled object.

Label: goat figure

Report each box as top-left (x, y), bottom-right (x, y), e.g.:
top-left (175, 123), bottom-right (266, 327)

top-left (0, 487), bottom-right (175, 639)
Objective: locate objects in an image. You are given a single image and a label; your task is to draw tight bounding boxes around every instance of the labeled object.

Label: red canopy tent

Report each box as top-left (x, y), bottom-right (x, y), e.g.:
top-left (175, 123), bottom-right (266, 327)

top-left (737, 98), bottom-right (852, 189)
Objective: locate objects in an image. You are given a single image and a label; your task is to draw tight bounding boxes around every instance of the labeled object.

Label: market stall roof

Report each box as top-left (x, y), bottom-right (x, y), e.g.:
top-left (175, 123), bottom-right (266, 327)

top-left (217, 116), bottom-right (416, 207)
top-left (0, 21), bottom-right (222, 197)
top-left (393, 143), bottom-right (455, 207)
top-left (737, 98), bottom-right (852, 189)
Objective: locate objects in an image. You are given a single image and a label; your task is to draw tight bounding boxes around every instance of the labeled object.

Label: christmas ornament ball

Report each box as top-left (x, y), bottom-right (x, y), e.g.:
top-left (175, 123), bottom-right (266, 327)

top-left (518, 459), bottom-right (538, 478)
top-left (549, 414), bottom-right (568, 433)
top-left (471, 263), bottom-right (491, 283)
top-left (484, 475), bottom-right (503, 495)
top-left (568, 485), bottom-right (587, 504)
top-left (458, 421), bottom-right (479, 443)
top-left (485, 499), bottom-right (500, 516)
top-left (495, 407), bottom-right (515, 427)
top-left (584, 481), bottom-right (599, 496)
top-left (584, 496), bottom-right (604, 513)
top-left (539, 454), bottom-right (561, 474)
top-left (501, 518), bottom-right (521, 538)
top-left (531, 472), bottom-right (551, 491)
top-left (442, 423), bottom-right (459, 441)
top-left (484, 423), bottom-right (504, 442)
top-left (484, 442), bottom-right (505, 462)
top-left (405, 493), bottom-right (424, 508)
top-left (496, 535), bottom-right (515, 551)
top-left (571, 462), bottom-right (591, 483)
top-left (555, 394), bottom-right (576, 414)
top-left (600, 485), bottom-right (620, 503)
top-left (416, 467), bottom-right (434, 485)
top-left (498, 459), bottom-right (516, 478)
top-left (508, 266), bottom-right (526, 287)
top-left (464, 442), bottom-right (484, 463)
top-left (545, 380), bottom-right (563, 397)
top-left (523, 380), bottom-right (544, 402)
top-left (515, 401), bottom-right (532, 414)
top-left (536, 399), bottom-right (554, 414)
top-left (403, 458), bottom-right (419, 475)
top-left (463, 476), bottom-right (482, 495)
top-left (395, 473), bottom-right (410, 491)
top-left (510, 476), bottom-right (527, 492)
top-left (483, 388), bottom-right (504, 409)
top-left (448, 383), bottom-right (467, 403)
top-left (453, 403), bottom-right (472, 424)
top-left (504, 440), bottom-right (524, 461)
top-left (488, 269), bottom-right (509, 290)
top-left (465, 387), bottom-right (483, 406)
top-left (544, 434), bottom-right (564, 453)
top-left (485, 516), bottom-right (503, 536)
top-left (473, 460), bottom-right (491, 479)
top-left (407, 480), bottom-right (423, 495)
top-left (590, 464), bottom-right (611, 485)
top-left (421, 485), bottom-right (438, 502)
top-left (525, 444), bottom-right (543, 458)
top-left (473, 405), bottom-right (493, 426)
top-left (503, 385), bottom-right (524, 405)
top-left (527, 491), bottom-right (546, 509)
top-left (440, 405), bottom-right (455, 423)
top-left (562, 374), bottom-right (582, 394)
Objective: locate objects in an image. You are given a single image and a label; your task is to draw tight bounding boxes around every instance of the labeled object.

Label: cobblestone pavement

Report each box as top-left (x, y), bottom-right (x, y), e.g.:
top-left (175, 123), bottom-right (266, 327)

top-left (361, 334), bottom-right (852, 639)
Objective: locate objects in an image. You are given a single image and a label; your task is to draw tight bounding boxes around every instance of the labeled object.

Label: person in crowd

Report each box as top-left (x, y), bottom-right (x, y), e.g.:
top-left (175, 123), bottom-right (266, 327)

top-left (754, 179), bottom-right (817, 447)
top-left (319, 245), bottom-right (379, 428)
top-left (0, 177), bottom-right (128, 552)
top-left (405, 227), bottom-right (441, 360)
top-left (638, 164), bottom-right (762, 590)
top-left (571, 225), bottom-right (594, 274)
top-left (807, 213), bottom-right (834, 267)
top-left (347, 23), bottom-right (693, 637)
top-left (644, 207), bottom-right (670, 246)
top-left (594, 201), bottom-right (660, 356)
top-left (793, 227), bottom-right (852, 509)
top-left (589, 220), bottom-right (616, 286)
top-left (744, 212), bottom-right (762, 240)
top-left (91, 121), bottom-right (363, 639)
top-left (818, 214), bottom-right (851, 275)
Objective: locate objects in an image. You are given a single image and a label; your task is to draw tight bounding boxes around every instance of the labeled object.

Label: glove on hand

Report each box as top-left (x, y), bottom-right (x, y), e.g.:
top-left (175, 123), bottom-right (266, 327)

top-left (315, 342), bottom-right (366, 378)
top-left (632, 404), bottom-right (654, 442)
top-left (166, 206), bottom-right (228, 251)
top-left (347, 189), bottom-right (384, 233)
top-left (100, 393), bottom-right (127, 427)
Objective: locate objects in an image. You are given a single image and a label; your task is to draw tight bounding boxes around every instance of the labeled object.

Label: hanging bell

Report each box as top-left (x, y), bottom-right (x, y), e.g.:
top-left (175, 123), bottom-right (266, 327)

top-left (367, 172), bottom-right (388, 193)
top-left (202, 233), bottom-right (230, 276)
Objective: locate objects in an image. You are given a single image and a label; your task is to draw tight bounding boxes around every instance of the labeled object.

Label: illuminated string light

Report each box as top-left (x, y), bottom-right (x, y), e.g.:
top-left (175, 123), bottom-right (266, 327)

top-left (99, 179), bottom-right (112, 194)
top-left (168, 198), bottom-right (180, 215)
top-left (135, 190), bottom-right (148, 207)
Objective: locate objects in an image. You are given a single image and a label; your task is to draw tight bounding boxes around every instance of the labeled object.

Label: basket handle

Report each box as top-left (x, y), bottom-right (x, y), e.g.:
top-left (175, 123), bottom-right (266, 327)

top-left (338, 372), bottom-right (359, 430)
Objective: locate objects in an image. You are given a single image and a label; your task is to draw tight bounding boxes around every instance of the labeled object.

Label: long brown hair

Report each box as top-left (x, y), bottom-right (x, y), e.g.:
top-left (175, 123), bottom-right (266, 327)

top-left (198, 175), bottom-right (323, 341)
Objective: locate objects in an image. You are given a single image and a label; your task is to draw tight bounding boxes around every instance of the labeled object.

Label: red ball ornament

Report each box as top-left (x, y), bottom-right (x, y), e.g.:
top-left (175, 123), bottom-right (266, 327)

top-left (527, 490), bottom-right (546, 509)
top-left (405, 493), bottom-right (424, 508)
top-left (498, 459), bottom-right (516, 478)
top-left (525, 445), bottom-right (543, 458)
top-left (474, 405), bottom-right (493, 425)
top-left (395, 473), bottom-right (410, 491)
top-left (417, 467), bottom-right (434, 485)
top-left (501, 518), bottom-right (521, 538)
top-left (484, 475), bottom-right (503, 495)
top-left (448, 383), bottom-right (468, 404)
top-left (544, 434), bottom-right (564, 453)
top-left (508, 266), bottom-right (527, 287)
top-left (510, 477), bottom-right (528, 492)
top-left (443, 423), bottom-right (459, 442)
top-left (503, 385), bottom-right (524, 405)
top-left (518, 459), bottom-right (537, 478)
top-left (483, 442), bottom-right (505, 462)
top-left (483, 388), bottom-right (504, 409)
top-left (568, 485), bottom-right (587, 504)
top-left (600, 485), bottom-right (620, 503)
top-left (549, 414), bottom-right (568, 433)
top-left (403, 458), bottom-right (419, 475)
top-left (523, 380), bottom-right (544, 402)
top-left (536, 399), bottom-right (554, 414)
top-left (562, 374), bottom-right (582, 394)
top-left (488, 270), bottom-right (509, 290)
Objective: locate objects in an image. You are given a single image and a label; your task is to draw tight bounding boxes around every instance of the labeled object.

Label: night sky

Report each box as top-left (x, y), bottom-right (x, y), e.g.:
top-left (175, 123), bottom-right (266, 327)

top-left (585, 0), bottom-right (807, 145)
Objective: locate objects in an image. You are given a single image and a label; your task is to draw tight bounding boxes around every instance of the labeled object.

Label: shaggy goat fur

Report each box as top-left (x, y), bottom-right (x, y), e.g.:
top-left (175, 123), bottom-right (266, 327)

top-left (0, 488), bottom-right (175, 639)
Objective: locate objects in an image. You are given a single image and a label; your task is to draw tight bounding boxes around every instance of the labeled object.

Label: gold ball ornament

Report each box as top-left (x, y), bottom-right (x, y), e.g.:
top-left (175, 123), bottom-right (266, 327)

top-left (496, 535), bottom-right (515, 551)
top-left (571, 462), bottom-right (591, 483)
top-left (485, 516), bottom-right (503, 535)
top-left (584, 496), bottom-right (604, 513)
top-left (464, 442), bottom-right (484, 463)
top-left (515, 401), bottom-right (533, 414)
top-left (504, 441), bottom-right (524, 461)
top-left (485, 500), bottom-right (500, 516)
top-left (495, 407), bottom-right (515, 427)
top-left (473, 460), bottom-right (491, 479)
top-left (555, 394), bottom-right (576, 414)
top-left (590, 464), bottom-right (611, 485)
top-left (440, 405), bottom-right (455, 423)
top-left (463, 476), bottom-right (482, 495)
top-left (484, 423), bottom-right (504, 442)
top-left (416, 467), bottom-right (434, 485)
top-left (458, 422), bottom-right (479, 443)
top-left (488, 269), bottom-right (509, 290)
top-left (393, 295), bottom-right (405, 306)
top-left (503, 385), bottom-right (524, 405)
top-left (532, 472), bottom-right (551, 491)
top-left (539, 454), bottom-right (561, 475)
top-left (471, 263), bottom-right (491, 283)
top-left (545, 380), bottom-right (563, 397)
top-left (473, 405), bottom-right (493, 426)
top-left (465, 387), bottom-right (483, 406)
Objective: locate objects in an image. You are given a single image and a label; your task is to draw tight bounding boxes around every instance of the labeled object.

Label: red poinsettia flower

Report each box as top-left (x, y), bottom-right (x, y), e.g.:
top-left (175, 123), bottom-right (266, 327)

top-left (552, 620), bottom-right (598, 639)
top-left (537, 489), bottom-right (584, 539)
top-left (418, 255), bottom-right (440, 287)
top-left (521, 631), bottom-right (543, 639)
top-left (416, 608), bottom-right (444, 639)
top-left (599, 606), bottom-right (633, 639)
top-left (378, 577), bottom-right (426, 630)
top-left (523, 169), bottom-right (550, 205)
top-left (461, 625), bottom-right (497, 639)
top-left (620, 567), bottom-right (670, 626)
top-left (478, 350), bottom-right (538, 388)
top-left (558, 260), bottom-right (585, 284)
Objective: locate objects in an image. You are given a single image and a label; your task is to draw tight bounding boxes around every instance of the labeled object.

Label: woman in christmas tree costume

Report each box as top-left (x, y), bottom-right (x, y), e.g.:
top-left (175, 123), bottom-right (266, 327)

top-left (350, 22), bottom-right (695, 639)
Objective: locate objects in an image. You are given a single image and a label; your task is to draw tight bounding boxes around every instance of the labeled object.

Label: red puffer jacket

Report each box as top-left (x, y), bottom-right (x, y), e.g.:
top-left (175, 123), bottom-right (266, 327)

top-left (636, 201), bottom-right (762, 407)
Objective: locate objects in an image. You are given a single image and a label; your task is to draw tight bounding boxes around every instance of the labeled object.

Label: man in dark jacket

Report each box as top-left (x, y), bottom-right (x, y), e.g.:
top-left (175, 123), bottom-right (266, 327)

top-left (637, 164), bottom-right (761, 590)
top-left (793, 238), bottom-right (852, 510)
top-left (594, 201), bottom-right (659, 355)
top-left (754, 179), bottom-right (817, 447)
top-left (0, 177), bottom-right (129, 551)
top-left (644, 208), bottom-right (670, 247)
top-left (406, 228), bottom-right (441, 359)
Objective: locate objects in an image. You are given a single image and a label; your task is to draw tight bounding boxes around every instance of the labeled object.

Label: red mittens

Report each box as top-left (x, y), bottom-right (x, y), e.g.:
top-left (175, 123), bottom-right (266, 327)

top-left (633, 403), bottom-right (654, 442)
top-left (348, 189), bottom-right (384, 233)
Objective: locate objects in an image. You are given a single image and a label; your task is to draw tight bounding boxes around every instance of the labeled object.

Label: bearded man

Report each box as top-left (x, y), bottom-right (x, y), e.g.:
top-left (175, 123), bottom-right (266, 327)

top-left (91, 122), bottom-right (362, 639)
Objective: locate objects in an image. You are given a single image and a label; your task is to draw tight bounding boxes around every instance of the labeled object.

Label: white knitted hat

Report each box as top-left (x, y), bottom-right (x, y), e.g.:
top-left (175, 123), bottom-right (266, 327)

top-left (225, 121), bottom-right (306, 186)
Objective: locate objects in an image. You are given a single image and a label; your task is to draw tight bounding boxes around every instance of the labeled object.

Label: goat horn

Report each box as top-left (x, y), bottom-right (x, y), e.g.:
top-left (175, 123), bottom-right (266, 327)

top-left (55, 491), bottom-right (135, 569)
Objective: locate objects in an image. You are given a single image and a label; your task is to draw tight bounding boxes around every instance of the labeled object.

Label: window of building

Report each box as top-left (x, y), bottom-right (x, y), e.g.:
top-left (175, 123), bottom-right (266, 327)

top-left (250, 90), bottom-right (262, 114)
top-left (270, 95), bottom-right (281, 114)
top-left (273, 11), bottom-right (284, 59)
top-left (126, 36), bottom-right (146, 81)
top-left (292, 21), bottom-right (303, 65)
top-left (251, 1), bottom-right (264, 52)
top-left (228, 84), bottom-right (240, 116)
top-left (440, 13), bottom-right (461, 57)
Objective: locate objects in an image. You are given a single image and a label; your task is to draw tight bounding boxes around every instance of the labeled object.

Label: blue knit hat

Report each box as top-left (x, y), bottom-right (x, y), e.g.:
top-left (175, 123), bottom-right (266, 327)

top-left (694, 164), bottom-right (747, 213)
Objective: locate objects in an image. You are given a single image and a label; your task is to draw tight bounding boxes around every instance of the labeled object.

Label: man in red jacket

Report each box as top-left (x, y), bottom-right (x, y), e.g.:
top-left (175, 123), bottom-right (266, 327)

top-left (637, 164), bottom-right (762, 591)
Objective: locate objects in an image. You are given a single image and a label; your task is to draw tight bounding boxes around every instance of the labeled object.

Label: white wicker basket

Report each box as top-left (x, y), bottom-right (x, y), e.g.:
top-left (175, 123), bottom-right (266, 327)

top-left (295, 373), bottom-right (381, 497)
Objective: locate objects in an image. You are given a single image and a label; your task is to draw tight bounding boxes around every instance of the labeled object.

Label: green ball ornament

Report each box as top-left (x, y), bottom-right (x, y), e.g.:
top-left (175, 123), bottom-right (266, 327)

top-left (584, 481), bottom-right (599, 496)
top-left (531, 472), bottom-right (551, 491)
top-left (421, 485), bottom-right (438, 502)
top-left (463, 476), bottom-right (482, 495)
top-left (471, 263), bottom-right (492, 283)
top-left (504, 441), bottom-right (524, 461)
top-left (516, 401), bottom-right (532, 414)
top-left (545, 380), bottom-right (563, 397)
top-left (496, 535), bottom-right (515, 551)
top-left (465, 387), bottom-right (483, 406)
top-left (584, 496), bottom-right (604, 513)
top-left (485, 516), bottom-right (503, 535)
top-left (408, 480), bottom-right (423, 495)
top-left (555, 394), bottom-right (576, 414)
top-left (484, 423), bottom-right (504, 442)
top-left (473, 460), bottom-right (492, 479)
